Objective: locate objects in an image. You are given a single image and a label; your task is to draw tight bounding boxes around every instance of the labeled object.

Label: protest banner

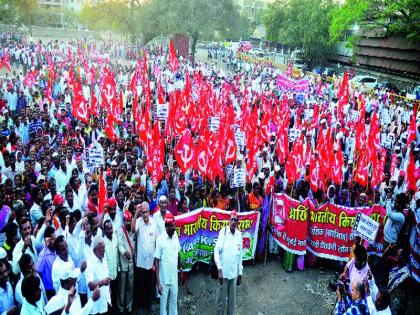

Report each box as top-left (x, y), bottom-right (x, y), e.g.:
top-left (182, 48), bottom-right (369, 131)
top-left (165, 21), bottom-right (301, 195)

top-left (85, 147), bottom-right (104, 171)
top-left (352, 212), bottom-right (380, 243)
top-left (306, 202), bottom-right (386, 261)
top-left (269, 195), bottom-right (386, 261)
top-left (175, 208), bottom-right (260, 271)
top-left (276, 74), bottom-right (310, 92)
top-left (270, 194), bottom-right (308, 255)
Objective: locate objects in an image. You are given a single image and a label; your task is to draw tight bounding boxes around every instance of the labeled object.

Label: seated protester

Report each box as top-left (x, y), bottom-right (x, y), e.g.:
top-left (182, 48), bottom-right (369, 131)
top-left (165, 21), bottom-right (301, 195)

top-left (341, 245), bottom-right (371, 292)
top-left (20, 274), bottom-right (46, 315)
top-left (44, 263), bottom-right (100, 315)
top-left (335, 281), bottom-right (369, 315)
top-left (35, 226), bottom-right (56, 300)
top-left (366, 279), bottom-right (391, 315)
top-left (0, 259), bottom-right (15, 315)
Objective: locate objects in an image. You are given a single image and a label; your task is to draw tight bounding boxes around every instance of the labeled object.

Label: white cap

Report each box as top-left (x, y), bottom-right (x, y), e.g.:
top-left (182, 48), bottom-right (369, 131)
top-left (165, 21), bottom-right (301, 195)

top-left (159, 195), bottom-right (167, 202)
top-left (0, 247), bottom-right (6, 260)
top-left (274, 165), bottom-right (280, 172)
top-left (52, 152), bottom-right (59, 158)
top-left (258, 172), bottom-right (265, 180)
top-left (111, 160), bottom-right (118, 166)
top-left (237, 154), bottom-right (244, 161)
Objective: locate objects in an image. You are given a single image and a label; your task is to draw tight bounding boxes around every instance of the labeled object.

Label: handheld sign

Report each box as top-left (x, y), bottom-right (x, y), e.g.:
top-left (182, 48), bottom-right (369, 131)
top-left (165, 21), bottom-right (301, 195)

top-left (352, 212), bottom-right (379, 243)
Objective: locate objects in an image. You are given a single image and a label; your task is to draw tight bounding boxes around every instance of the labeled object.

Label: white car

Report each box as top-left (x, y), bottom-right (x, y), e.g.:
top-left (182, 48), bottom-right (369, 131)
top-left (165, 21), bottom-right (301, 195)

top-left (351, 75), bottom-right (378, 91)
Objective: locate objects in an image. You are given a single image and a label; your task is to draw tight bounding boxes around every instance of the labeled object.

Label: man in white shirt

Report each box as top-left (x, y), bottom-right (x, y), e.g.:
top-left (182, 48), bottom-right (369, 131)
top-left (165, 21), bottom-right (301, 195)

top-left (154, 212), bottom-right (181, 315)
top-left (20, 274), bottom-right (45, 315)
top-left (153, 196), bottom-right (169, 235)
top-left (131, 202), bottom-right (158, 311)
top-left (366, 279), bottom-right (391, 315)
top-left (85, 235), bottom-right (112, 315)
top-left (116, 211), bottom-right (135, 314)
top-left (214, 210), bottom-right (243, 315)
top-left (102, 219), bottom-right (118, 309)
top-left (45, 263), bottom-right (100, 315)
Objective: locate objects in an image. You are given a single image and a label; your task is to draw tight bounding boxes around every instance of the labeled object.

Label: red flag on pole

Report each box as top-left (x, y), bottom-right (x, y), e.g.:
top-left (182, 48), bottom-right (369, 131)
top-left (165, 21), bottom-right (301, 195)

top-left (98, 174), bottom-right (106, 215)
top-left (168, 40), bottom-right (179, 73)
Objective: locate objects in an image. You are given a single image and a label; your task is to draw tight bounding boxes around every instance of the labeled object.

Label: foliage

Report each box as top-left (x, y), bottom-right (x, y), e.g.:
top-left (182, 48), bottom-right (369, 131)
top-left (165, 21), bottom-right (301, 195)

top-left (137, 0), bottom-right (251, 58)
top-left (330, 0), bottom-right (420, 45)
top-left (263, 0), bottom-right (337, 67)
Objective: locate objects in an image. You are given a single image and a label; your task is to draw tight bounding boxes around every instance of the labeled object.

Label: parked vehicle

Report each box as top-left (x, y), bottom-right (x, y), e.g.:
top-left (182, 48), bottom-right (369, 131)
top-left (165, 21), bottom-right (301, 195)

top-left (375, 82), bottom-right (401, 94)
top-left (351, 75), bottom-right (378, 91)
top-left (406, 85), bottom-right (420, 100)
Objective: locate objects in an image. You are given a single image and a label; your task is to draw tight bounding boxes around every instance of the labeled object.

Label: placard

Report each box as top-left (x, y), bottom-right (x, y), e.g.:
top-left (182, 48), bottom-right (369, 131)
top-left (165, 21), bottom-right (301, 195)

top-left (208, 116), bottom-right (220, 132)
top-left (352, 212), bottom-right (379, 243)
top-left (288, 128), bottom-right (301, 143)
top-left (85, 147), bottom-right (104, 171)
top-left (234, 130), bottom-right (245, 148)
top-left (349, 109), bottom-right (360, 122)
top-left (156, 103), bottom-right (169, 119)
top-left (231, 168), bottom-right (246, 188)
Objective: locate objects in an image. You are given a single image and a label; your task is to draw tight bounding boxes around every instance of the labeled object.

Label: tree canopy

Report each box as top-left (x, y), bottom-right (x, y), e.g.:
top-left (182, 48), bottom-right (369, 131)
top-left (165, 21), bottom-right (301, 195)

top-left (263, 0), bottom-right (337, 67)
top-left (329, 0), bottom-right (420, 44)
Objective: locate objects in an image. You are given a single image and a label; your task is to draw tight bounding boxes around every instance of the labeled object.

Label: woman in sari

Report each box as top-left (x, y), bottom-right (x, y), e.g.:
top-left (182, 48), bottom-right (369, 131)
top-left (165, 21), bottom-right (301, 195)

top-left (249, 182), bottom-right (263, 211)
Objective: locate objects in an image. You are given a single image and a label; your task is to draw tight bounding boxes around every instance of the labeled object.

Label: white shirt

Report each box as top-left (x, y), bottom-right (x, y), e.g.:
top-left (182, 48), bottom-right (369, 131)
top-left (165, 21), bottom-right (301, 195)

top-left (135, 217), bottom-right (158, 269)
top-left (44, 287), bottom-right (94, 315)
top-left (366, 279), bottom-right (392, 315)
top-left (12, 236), bottom-right (39, 275)
top-left (51, 256), bottom-right (75, 293)
top-left (214, 226), bottom-right (243, 280)
top-left (153, 210), bottom-right (166, 235)
top-left (154, 231), bottom-right (180, 286)
top-left (20, 299), bottom-right (46, 315)
top-left (104, 235), bottom-right (119, 280)
top-left (85, 254), bottom-right (111, 314)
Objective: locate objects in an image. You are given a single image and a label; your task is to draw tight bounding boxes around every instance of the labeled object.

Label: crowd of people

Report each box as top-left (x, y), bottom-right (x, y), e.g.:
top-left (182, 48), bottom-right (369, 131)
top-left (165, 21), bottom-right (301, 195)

top-left (0, 31), bottom-right (418, 315)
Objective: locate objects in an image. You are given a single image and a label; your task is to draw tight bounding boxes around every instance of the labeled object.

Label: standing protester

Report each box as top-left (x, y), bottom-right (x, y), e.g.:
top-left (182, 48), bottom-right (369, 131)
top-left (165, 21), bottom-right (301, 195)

top-left (132, 202), bottom-right (158, 311)
top-left (116, 211), bottom-right (135, 314)
top-left (214, 210), bottom-right (243, 315)
top-left (154, 213), bottom-right (181, 315)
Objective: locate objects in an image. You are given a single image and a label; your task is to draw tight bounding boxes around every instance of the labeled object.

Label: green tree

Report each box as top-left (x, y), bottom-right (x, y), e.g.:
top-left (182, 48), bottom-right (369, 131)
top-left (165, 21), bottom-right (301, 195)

top-left (138, 0), bottom-right (251, 61)
top-left (330, 0), bottom-right (420, 45)
top-left (263, 0), bottom-right (337, 67)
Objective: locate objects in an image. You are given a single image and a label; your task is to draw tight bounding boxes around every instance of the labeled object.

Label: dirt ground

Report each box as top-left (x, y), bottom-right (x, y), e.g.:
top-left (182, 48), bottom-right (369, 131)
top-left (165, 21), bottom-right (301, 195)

top-left (142, 257), bottom-right (336, 315)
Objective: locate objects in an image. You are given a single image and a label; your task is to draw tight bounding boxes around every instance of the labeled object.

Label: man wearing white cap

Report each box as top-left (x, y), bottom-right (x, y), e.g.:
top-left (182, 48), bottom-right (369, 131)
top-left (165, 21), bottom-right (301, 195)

top-left (45, 262), bottom-right (101, 315)
top-left (153, 196), bottom-right (169, 235)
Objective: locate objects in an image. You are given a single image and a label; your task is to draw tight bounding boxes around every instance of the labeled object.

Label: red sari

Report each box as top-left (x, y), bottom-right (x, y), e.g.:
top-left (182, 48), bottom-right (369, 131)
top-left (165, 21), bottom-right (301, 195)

top-left (249, 192), bottom-right (263, 210)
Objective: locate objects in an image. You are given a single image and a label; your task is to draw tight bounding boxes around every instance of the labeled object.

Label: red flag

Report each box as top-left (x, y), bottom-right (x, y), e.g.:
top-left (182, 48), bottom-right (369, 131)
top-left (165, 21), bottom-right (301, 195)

top-left (224, 127), bottom-right (237, 164)
top-left (73, 82), bottom-right (89, 123)
top-left (194, 137), bottom-right (208, 175)
top-left (354, 146), bottom-right (369, 187)
top-left (174, 130), bottom-right (195, 173)
top-left (104, 113), bottom-right (117, 142)
top-left (101, 67), bottom-right (117, 111)
top-left (309, 151), bottom-right (319, 192)
top-left (118, 89), bottom-right (124, 114)
top-left (45, 79), bottom-right (52, 104)
top-left (406, 151), bottom-right (418, 192)
top-left (407, 104), bottom-right (418, 146)
top-left (98, 174), bottom-right (106, 215)
top-left (285, 136), bottom-right (304, 183)
top-left (337, 72), bottom-right (349, 121)
top-left (3, 52), bottom-right (11, 72)
top-left (158, 81), bottom-right (165, 104)
top-left (168, 40), bottom-right (179, 73)
top-left (23, 71), bottom-right (36, 87)
top-left (276, 126), bottom-right (289, 165)
top-left (90, 91), bottom-right (98, 116)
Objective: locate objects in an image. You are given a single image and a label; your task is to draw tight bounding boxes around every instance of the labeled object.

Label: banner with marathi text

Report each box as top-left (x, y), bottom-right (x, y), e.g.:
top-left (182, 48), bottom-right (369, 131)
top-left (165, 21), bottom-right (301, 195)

top-left (175, 208), bottom-right (260, 271)
top-left (270, 194), bottom-right (386, 261)
top-left (270, 194), bottom-right (308, 255)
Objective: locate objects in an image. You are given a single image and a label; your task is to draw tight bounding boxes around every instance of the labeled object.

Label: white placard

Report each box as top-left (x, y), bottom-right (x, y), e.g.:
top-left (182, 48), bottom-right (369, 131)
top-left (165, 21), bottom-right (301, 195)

top-left (85, 147), bottom-right (104, 171)
top-left (231, 168), bottom-right (246, 188)
top-left (352, 212), bottom-right (380, 243)
top-left (234, 130), bottom-right (245, 148)
top-left (288, 128), bottom-right (301, 143)
top-left (156, 103), bottom-right (169, 119)
top-left (208, 116), bottom-right (220, 132)
top-left (349, 109), bottom-right (360, 122)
